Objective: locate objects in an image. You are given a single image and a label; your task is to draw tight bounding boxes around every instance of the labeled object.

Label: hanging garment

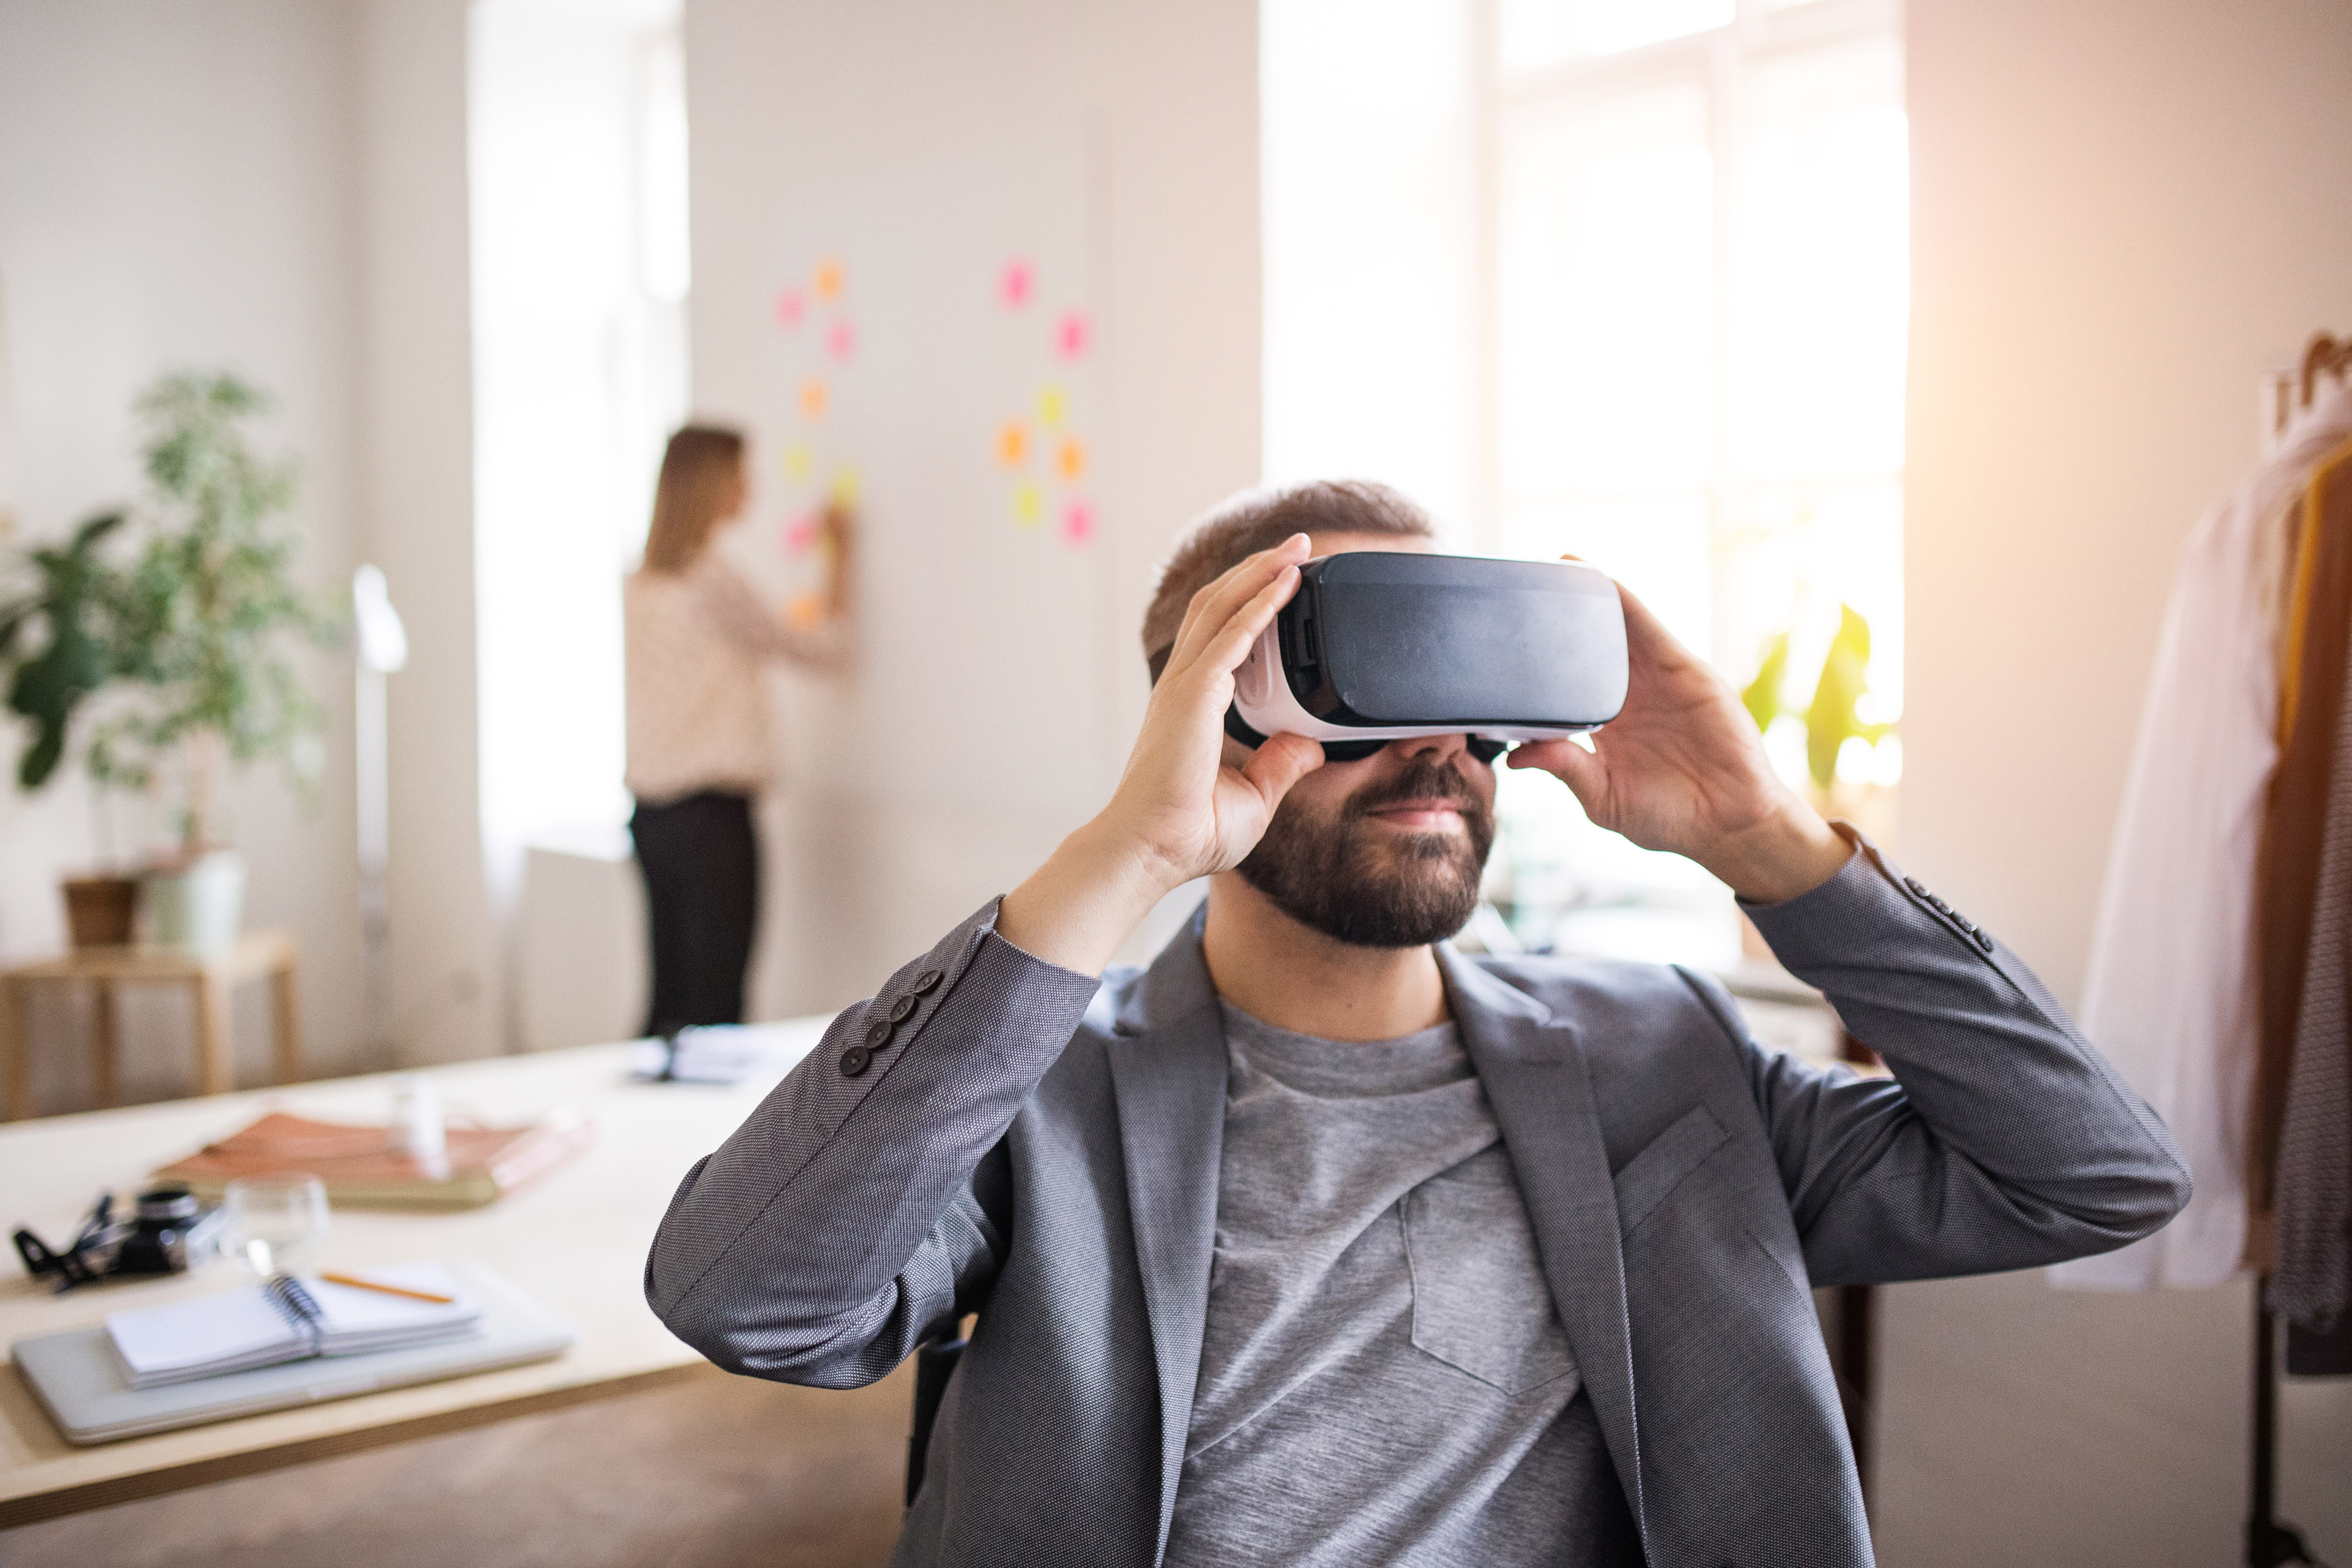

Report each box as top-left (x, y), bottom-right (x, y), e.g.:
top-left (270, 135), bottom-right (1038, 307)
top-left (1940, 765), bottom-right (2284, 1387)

top-left (2250, 434), bottom-right (2352, 1250)
top-left (2056, 384), bottom-right (2352, 1291)
top-left (2272, 439), bottom-right (2352, 1348)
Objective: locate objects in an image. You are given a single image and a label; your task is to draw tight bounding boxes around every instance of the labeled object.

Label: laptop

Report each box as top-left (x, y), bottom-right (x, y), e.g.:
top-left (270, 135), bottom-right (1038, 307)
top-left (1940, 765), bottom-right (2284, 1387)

top-left (12, 1262), bottom-right (576, 1446)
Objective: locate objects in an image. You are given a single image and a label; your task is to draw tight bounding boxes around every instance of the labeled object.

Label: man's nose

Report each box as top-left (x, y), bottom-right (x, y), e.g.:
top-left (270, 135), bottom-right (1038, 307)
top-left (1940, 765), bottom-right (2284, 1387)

top-left (1388, 732), bottom-right (1469, 763)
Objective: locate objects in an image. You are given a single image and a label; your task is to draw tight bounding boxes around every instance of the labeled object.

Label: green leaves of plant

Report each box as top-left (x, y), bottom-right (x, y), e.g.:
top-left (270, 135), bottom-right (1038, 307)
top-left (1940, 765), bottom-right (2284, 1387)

top-left (1741, 603), bottom-right (1894, 791)
top-left (0, 371), bottom-right (337, 816)
top-left (1803, 603), bottom-right (1891, 791)
top-left (0, 512), bottom-right (125, 788)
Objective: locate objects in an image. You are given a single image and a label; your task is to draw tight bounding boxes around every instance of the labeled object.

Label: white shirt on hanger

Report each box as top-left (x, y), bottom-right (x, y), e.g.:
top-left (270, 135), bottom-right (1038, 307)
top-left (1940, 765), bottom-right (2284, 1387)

top-left (2056, 382), bottom-right (2352, 1291)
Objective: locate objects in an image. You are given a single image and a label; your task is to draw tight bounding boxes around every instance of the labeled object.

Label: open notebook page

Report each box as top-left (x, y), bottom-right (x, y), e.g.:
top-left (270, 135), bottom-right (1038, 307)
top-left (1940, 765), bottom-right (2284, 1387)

top-left (107, 1262), bottom-right (481, 1387)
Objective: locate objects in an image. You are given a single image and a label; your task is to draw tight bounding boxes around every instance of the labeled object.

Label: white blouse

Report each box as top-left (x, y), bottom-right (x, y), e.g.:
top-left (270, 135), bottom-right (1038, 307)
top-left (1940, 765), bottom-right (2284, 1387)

top-left (623, 550), bottom-right (839, 805)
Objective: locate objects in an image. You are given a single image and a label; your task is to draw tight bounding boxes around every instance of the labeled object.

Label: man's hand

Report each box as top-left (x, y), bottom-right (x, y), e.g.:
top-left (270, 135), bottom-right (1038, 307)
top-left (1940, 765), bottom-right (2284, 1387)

top-left (1508, 571), bottom-right (1851, 905)
top-left (998, 535), bottom-right (1325, 973)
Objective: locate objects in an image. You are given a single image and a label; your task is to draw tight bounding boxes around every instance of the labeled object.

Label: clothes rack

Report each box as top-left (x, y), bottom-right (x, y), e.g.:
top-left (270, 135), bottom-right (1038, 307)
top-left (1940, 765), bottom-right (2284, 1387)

top-left (2246, 330), bottom-right (2349, 1568)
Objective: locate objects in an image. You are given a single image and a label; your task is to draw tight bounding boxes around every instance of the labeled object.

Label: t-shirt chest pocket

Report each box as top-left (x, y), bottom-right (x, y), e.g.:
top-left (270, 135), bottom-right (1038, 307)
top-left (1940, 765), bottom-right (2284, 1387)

top-left (1399, 1147), bottom-right (1580, 1397)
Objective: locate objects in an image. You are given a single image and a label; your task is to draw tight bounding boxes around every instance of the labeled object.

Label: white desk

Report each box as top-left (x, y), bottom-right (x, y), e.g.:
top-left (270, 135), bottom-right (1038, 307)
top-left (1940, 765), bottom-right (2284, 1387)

top-left (0, 1028), bottom-right (825, 1528)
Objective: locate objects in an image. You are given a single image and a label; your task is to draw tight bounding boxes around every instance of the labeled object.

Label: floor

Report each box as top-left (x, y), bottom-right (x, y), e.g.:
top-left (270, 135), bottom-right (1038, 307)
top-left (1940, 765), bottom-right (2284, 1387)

top-left (0, 1364), bottom-right (914, 1568)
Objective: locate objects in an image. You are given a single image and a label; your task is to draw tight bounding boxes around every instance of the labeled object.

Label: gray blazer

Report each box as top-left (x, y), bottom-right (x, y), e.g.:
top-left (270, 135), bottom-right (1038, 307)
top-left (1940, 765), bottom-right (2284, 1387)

top-left (646, 835), bottom-right (2188, 1568)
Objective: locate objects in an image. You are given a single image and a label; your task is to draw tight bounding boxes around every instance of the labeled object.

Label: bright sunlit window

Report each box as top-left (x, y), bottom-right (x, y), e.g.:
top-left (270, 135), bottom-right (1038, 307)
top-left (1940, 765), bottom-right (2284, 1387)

top-left (470, 0), bottom-right (692, 902)
top-left (1265, 0), bottom-right (1907, 959)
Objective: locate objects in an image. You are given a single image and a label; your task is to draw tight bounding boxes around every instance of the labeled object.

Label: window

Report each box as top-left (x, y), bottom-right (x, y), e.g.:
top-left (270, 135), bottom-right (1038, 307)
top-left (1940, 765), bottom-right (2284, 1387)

top-left (469, 1), bottom-right (692, 900)
top-left (1265, 0), bottom-right (1907, 959)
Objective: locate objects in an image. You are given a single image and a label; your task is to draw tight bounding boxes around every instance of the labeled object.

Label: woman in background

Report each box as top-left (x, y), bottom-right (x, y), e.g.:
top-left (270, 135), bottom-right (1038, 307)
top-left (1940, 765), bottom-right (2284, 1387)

top-left (625, 423), bottom-right (851, 1036)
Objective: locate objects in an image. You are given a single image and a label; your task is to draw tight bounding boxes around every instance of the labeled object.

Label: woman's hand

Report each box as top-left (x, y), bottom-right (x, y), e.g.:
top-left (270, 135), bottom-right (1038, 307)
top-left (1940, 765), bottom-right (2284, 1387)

top-left (1507, 570), bottom-right (1850, 905)
top-left (820, 503), bottom-right (855, 616)
top-left (998, 535), bottom-right (1324, 972)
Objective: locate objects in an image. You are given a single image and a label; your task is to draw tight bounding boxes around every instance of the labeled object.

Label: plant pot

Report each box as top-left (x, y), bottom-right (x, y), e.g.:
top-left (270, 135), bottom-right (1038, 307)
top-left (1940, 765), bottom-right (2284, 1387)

top-left (145, 850), bottom-right (246, 955)
top-left (61, 876), bottom-right (140, 948)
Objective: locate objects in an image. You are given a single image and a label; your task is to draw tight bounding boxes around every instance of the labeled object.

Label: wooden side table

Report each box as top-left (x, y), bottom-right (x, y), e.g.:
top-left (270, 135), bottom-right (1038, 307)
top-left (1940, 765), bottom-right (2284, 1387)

top-left (0, 930), bottom-right (302, 1121)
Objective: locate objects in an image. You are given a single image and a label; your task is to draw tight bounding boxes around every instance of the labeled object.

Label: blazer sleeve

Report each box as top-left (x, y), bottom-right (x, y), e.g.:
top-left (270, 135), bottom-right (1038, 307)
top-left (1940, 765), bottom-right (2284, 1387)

top-left (644, 899), bottom-right (1102, 1387)
top-left (1705, 830), bottom-right (2193, 1288)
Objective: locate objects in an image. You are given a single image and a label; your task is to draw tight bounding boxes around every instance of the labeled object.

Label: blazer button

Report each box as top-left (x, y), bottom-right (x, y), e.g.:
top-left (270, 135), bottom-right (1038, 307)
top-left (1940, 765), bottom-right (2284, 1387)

top-left (1928, 894), bottom-right (1952, 914)
top-left (1903, 876), bottom-right (1927, 897)
top-left (1973, 929), bottom-right (1995, 952)
top-left (866, 1019), bottom-right (894, 1048)
top-left (912, 969), bottom-right (944, 995)
top-left (889, 995), bottom-right (919, 1023)
top-left (840, 1045), bottom-right (873, 1077)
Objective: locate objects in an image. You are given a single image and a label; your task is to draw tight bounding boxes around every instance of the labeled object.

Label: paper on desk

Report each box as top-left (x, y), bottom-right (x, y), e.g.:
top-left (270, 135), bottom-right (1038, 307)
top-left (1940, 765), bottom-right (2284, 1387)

top-left (106, 1261), bottom-right (482, 1387)
top-left (627, 1022), bottom-right (821, 1087)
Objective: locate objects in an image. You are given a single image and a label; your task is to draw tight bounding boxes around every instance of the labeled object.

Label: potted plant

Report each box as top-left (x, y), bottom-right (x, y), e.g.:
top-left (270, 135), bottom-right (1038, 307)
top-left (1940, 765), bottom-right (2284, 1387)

top-left (0, 510), bottom-right (140, 944)
top-left (0, 371), bottom-right (332, 952)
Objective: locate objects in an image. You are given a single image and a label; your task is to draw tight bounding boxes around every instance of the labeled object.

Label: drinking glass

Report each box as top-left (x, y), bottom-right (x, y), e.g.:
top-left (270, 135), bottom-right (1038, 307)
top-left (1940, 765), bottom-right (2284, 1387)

top-left (220, 1174), bottom-right (330, 1278)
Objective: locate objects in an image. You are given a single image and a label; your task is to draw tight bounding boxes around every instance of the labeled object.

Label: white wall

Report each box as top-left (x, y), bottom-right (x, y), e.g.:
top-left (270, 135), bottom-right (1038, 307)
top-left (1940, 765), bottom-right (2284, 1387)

top-left (356, 0), bottom-right (503, 1065)
top-left (0, 0), bottom-right (365, 1095)
top-left (0, 0), bottom-right (497, 1099)
top-left (1891, 1), bottom-right (2352, 1561)
top-left (683, 0), bottom-right (1261, 1018)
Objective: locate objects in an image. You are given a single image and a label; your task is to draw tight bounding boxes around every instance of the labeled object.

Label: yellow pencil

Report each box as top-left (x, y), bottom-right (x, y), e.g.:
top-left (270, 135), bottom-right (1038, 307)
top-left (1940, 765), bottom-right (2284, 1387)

top-left (320, 1270), bottom-right (456, 1305)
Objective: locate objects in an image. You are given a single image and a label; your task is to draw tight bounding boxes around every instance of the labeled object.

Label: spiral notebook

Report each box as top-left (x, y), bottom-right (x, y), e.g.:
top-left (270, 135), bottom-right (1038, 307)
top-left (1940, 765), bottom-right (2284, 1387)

top-left (13, 1262), bottom-right (575, 1446)
top-left (104, 1264), bottom-right (483, 1389)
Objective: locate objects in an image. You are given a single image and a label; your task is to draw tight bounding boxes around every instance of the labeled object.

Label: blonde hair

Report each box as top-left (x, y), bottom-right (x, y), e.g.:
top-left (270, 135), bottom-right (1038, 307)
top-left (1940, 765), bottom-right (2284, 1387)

top-left (643, 424), bottom-right (748, 573)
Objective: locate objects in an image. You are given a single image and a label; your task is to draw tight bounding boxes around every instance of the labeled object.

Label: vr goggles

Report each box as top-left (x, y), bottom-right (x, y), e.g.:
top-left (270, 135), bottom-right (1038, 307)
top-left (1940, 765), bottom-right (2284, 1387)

top-left (1226, 552), bottom-right (1628, 763)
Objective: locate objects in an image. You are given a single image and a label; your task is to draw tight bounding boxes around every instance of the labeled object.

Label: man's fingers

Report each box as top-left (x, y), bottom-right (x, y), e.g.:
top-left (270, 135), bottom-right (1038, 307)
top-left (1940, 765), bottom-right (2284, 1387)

top-left (1238, 732), bottom-right (1324, 812)
top-left (1185, 566), bottom-right (1300, 690)
top-left (1167, 535), bottom-right (1311, 678)
top-left (1509, 735), bottom-right (1607, 813)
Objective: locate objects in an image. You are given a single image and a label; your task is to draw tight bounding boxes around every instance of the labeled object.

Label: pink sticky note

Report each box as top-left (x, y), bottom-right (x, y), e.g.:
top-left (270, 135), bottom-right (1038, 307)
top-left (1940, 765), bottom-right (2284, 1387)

top-left (1061, 499), bottom-right (1096, 547)
top-left (1055, 311), bottom-right (1091, 360)
top-left (782, 512), bottom-right (818, 554)
top-left (826, 320), bottom-right (856, 361)
top-left (1000, 259), bottom-right (1034, 309)
top-left (774, 288), bottom-right (805, 328)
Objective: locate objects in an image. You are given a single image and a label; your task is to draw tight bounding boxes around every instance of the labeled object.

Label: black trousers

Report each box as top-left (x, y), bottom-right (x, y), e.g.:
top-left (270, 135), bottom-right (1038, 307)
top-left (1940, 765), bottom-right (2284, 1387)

top-left (630, 790), bottom-right (760, 1035)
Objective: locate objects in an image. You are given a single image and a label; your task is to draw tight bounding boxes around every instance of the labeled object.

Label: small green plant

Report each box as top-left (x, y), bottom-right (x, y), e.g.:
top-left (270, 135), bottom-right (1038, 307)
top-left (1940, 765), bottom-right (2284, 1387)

top-left (0, 371), bottom-right (334, 849)
top-left (1741, 603), bottom-right (1894, 792)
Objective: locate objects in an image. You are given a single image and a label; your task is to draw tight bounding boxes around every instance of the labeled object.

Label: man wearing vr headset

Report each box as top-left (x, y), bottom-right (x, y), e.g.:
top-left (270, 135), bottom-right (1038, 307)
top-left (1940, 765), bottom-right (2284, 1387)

top-left (649, 480), bottom-right (2186, 1568)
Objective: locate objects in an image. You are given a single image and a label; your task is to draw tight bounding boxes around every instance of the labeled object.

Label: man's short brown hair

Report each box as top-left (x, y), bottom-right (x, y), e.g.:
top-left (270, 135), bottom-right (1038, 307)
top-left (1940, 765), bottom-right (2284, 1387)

top-left (1141, 480), bottom-right (1436, 680)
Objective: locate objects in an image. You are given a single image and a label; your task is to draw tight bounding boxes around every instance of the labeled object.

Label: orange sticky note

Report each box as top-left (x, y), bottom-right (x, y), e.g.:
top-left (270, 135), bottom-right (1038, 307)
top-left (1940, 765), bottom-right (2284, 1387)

top-left (1037, 385), bottom-right (1066, 427)
top-left (1057, 437), bottom-right (1085, 481)
top-left (799, 378), bottom-right (827, 418)
top-left (814, 258), bottom-right (844, 301)
top-left (786, 592), bottom-right (824, 631)
top-left (1013, 482), bottom-right (1044, 528)
top-left (997, 421), bottom-right (1028, 467)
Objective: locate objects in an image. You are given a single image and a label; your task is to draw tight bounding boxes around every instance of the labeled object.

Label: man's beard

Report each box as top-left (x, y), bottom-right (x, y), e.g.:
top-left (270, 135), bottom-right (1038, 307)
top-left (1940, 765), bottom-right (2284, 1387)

top-left (1235, 754), bottom-right (1496, 949)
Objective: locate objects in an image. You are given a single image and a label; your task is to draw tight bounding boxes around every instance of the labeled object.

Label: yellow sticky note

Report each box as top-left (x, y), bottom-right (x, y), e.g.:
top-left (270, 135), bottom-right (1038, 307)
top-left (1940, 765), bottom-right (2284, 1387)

top-left (1013, 482), bottom-right (1044, 528)
top-left (997, 421), bottom-right (1028, 468)
top-left (799, 378), bottom-right (827, 418)
top-left (1057, 437), bottom-right (1085, 481)
top-left (830, 465), bottom-right (861, 507)
top-left (783, 443), bottom-right (813, 480)
top-left (1037, 385), bottom-right (1066, 427)
top-left (814, 258), bottom-right (844, 301)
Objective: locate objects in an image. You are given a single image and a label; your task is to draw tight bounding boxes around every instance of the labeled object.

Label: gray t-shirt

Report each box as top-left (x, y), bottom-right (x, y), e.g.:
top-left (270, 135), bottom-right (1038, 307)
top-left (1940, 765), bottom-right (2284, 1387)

top-left (1160, 1004), bottom-right (1638, 1568)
